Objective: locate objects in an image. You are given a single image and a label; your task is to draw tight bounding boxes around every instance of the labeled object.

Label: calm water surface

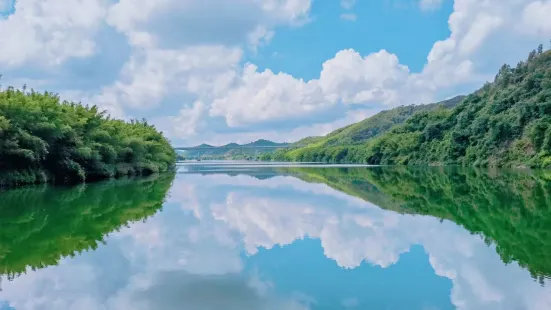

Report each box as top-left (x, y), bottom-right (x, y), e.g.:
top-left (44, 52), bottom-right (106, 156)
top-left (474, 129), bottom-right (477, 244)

top-left (1, 163), bottom-right (551, 310)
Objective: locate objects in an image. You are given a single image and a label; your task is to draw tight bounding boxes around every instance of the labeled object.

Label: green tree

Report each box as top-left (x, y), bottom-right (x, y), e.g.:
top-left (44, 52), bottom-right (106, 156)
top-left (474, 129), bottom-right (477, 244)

top-left (0, 88), bottom-right (176, 187)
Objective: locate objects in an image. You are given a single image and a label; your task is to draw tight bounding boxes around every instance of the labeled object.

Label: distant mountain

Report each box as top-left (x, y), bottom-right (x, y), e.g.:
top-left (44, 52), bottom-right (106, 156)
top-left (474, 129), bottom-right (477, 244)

top-left (194, 143), bottom-right (213, 148)
top-left (244, 139), bottom-right (288, 147)
top-left (180, 139), bottom-right (289, 160)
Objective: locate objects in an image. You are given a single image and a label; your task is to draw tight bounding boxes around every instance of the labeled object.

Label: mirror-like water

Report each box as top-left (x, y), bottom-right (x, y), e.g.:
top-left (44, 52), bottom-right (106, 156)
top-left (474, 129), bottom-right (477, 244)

top-left (1, 163), bottom-right (551, 310)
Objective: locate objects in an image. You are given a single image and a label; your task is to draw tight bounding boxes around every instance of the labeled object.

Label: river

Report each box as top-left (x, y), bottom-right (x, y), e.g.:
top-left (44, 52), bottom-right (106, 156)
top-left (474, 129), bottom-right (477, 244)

top-left (1, 162), bottom-right (550, 309)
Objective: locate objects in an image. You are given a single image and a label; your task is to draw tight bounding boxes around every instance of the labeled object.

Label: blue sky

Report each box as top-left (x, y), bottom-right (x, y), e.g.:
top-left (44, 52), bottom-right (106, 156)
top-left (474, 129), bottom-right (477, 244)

top-left (0, 0), bottom-right (15, 16)
top-left (251, 0), bottom-right (454, 78)
top-left (1, 0), bottom-right (551, 145)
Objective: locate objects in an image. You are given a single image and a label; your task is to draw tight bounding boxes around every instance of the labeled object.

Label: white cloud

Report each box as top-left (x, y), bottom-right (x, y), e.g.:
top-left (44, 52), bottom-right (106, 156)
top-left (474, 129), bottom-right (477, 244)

top-left (166, 101), bottom-right (207, 137)
top-left (209, 64), bottom-right (330, 127)
top-left (207, 49), bottom-right (429, 129)
top-left (0, 0), bottom-right (107, 66)
top-left (522, 1), bottom-right (551, 35)
top-left (106, 0), bottom-right (312, 49)
top-left (2, 0), bottom-right (551, 145)
top-left (319, 49), bottom-right (421, 105)
top-left (458, 13), bottom-right (503, 56)
top-left (76, 45), bottom-right (241, 117)
top-left (248, 25), bottom-right (276, 50)
top-left (65, 0), bottom-right (314, 135)
top-left (162, 0), bottom-right (551, 141)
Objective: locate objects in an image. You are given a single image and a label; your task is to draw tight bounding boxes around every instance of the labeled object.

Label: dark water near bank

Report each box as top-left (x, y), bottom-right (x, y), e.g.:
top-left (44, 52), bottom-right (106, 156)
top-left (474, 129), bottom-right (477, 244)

top-left (1, 162), bottom-right (551, 309)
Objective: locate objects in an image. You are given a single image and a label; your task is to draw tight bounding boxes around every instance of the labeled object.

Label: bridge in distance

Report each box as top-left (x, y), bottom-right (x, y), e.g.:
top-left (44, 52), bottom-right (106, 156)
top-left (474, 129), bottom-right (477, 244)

top-left (174, 145), bottom-right (293, 151)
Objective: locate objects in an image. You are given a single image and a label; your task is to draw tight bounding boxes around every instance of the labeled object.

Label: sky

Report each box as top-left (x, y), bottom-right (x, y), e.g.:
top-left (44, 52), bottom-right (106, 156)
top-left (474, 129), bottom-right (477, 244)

top-left (1, 0), bottom-right (551, 146)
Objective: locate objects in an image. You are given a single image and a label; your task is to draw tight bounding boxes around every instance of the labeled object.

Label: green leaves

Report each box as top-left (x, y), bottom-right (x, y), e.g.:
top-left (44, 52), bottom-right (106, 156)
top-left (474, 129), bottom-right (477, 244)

top-left (0, 88), bottom-right (176, 187)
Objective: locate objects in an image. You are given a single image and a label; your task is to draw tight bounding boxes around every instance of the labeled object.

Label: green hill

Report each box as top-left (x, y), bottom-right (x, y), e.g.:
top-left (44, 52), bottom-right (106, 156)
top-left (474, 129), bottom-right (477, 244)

top-left (244, 139), bottom-right (286, 147)
top-left (270, 45), bottom-right (551, 167)
top-left (260, 96), bottom-right (464, 162)
top-left (298, 95), bottom-right (465, 148)
top-left (181, 139), bottom-right (289, 160)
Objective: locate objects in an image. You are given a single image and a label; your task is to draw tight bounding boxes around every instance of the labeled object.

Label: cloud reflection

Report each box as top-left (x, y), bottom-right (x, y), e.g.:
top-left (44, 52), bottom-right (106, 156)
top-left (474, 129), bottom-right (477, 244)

top-left (1, 170), bottom-right (550, 310)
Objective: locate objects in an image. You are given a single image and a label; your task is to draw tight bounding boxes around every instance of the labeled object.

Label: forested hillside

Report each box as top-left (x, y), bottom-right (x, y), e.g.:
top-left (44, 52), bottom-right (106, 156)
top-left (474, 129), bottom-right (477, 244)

top-left (0, 88), bottom-right (176, 187)
top-left (269, 45), bottom-right (551, 167)
top-left (294, 95), bottom-right (464, 148)
top-left (260, 95), bottom-right (464, 162)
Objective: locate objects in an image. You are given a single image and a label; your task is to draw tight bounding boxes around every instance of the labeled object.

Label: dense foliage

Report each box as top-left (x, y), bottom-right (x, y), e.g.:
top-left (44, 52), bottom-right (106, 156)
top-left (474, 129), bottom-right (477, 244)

top-left (284, 166), bottom-right (551, 284)
top-left (271, 46), bottom-right (551, 167)
top-left (259, 96), bottom-right (464, 162)
top-left (360, 47), bottom-right (551, 167)
top-left (0, 88), bottom-right (176, 187)
top-left (0, 173), bottom-right (174, 280)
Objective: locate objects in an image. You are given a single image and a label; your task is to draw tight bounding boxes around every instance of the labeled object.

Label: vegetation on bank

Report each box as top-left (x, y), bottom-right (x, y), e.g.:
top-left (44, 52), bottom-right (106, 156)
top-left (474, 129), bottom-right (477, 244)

top-left (0, 173), bottom-right (174, 280)
top-left (258, 96), bottom-right (464, 162)
top-left (284, 166), bottom-right (551, 284)
top-left (266, 45), bottom-right (551, 168)
top-left (0, 88), bottom-right (176, 187)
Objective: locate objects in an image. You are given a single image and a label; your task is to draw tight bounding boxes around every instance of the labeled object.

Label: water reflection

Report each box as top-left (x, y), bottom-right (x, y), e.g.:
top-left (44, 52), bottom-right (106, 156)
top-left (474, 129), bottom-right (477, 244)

top-left (1, 165), bottom-right (550, 309)
top-left (0, 174), bottom-right (174, 280)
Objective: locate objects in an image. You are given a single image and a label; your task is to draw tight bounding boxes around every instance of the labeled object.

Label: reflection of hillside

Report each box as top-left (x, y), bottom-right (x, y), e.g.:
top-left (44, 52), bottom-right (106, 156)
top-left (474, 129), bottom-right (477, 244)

top-left (179, 165), bottom-right (281, 180)
top-left (0, 173), bottom-right (175, 280)
top-left (283, 166), bottom-right (551, 284)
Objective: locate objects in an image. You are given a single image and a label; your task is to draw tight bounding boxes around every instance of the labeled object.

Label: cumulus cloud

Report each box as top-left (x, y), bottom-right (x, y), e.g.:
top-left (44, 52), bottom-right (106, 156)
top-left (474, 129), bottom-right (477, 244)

top-left (207, 49), bottom-right (429, 128)
top-left (0, 0), bottom-right (107, 66)
top-left (106, 46), bottom-right (242, 109)
top-left (319, 49), bottom-right (418, 105)
top-left (106, 0), bottom-right (311, 50)
top-left (2, 0), bottom-right (551, 145)
top-left (209, 64), bottom-right (330, 127)
top-left (522, 1), bottom-right (551, 35)
top-left (174, 0), bottom-right (551, 142)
